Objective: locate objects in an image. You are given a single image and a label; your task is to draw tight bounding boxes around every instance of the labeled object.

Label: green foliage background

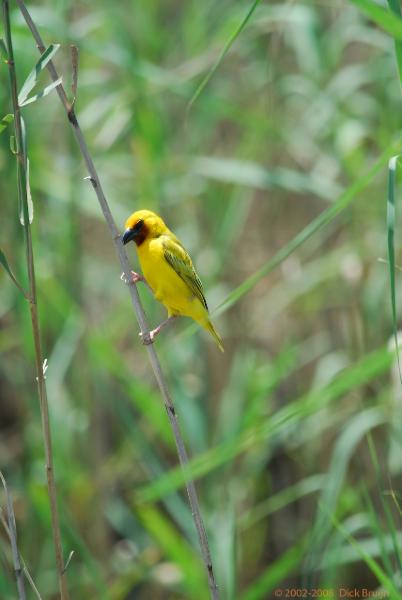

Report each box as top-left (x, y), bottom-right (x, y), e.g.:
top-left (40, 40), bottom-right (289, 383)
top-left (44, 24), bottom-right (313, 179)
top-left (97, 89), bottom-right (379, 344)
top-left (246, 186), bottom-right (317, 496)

top-left (2, 0), bottom-right (402, 598)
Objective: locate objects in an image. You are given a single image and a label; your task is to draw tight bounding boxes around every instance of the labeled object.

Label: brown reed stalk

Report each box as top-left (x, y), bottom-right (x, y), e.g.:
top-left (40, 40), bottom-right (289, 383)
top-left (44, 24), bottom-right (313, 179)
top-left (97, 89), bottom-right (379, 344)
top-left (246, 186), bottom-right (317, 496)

top-left (14, 1), bottom-right (220, 597)
top-left (2, 2), bottom-right (69, 598)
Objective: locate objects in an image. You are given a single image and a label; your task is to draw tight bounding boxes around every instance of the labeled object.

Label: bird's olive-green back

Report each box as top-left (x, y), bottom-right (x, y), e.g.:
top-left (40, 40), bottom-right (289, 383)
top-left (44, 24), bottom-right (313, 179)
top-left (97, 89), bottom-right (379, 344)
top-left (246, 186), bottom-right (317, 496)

top-left (162, 234), bottom-right (208, 311)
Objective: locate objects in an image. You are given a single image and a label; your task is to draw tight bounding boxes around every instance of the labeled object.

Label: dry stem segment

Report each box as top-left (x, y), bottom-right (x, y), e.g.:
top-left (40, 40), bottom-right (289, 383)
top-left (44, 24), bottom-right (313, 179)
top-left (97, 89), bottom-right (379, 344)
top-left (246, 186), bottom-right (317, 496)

top-left (15, 1), bottom-right (220, 597)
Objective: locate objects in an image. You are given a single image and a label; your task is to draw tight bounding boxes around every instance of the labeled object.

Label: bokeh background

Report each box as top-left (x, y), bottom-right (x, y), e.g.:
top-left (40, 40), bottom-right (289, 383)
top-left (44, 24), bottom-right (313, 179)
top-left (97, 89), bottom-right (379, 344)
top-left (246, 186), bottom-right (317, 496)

top-left (2, 0), bottom-right (402, 598)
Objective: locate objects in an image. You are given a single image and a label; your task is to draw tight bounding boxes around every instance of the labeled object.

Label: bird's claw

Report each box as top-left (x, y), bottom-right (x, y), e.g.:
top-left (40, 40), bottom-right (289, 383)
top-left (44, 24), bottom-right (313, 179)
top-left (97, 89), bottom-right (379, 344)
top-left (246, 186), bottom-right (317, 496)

top-left (121, 271), bottom-right (144, 285)
top-left (139, 330), bottom-right (155, 345)
top-left (131, 271), bottom-right (144, 284)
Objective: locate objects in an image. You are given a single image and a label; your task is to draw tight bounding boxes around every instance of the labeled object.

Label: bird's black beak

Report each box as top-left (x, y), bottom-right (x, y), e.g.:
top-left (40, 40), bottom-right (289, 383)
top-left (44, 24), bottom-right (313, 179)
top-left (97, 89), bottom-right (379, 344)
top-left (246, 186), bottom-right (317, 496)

top-left (122, 228), bottom-right (136, 245)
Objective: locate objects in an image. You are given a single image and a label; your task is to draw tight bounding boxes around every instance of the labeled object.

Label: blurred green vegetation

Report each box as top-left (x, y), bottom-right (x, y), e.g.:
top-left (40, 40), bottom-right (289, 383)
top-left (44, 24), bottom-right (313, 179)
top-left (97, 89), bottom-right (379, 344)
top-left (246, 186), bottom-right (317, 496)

top-left (2, 0), bottom-right (402, 598)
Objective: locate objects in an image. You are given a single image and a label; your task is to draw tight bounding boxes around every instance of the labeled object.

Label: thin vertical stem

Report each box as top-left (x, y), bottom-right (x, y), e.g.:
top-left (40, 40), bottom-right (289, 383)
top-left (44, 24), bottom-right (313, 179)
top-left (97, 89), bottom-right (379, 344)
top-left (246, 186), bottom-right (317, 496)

top-left (15, 1), bottom-right (220, 597)
top-left (2, 2), bottom-right (69, 598)
top-left (0, 471), bottom-right (26, 600)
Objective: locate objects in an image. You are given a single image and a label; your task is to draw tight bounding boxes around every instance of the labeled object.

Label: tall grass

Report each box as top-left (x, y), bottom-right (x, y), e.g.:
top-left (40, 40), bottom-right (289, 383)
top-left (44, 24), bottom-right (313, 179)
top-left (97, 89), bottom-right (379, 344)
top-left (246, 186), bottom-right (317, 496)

top-left (2, 1), bottom-right (68, 596)
top-left (2, 0), bottom-right (402, 599)
top-left (6, 0), bottom-right (221, 597)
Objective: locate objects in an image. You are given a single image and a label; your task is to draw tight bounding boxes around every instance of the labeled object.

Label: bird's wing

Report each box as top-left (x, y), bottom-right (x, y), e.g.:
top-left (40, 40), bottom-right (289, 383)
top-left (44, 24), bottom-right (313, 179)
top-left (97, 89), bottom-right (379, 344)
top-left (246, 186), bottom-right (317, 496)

top-left (162, 235), bottom-right (208, 311)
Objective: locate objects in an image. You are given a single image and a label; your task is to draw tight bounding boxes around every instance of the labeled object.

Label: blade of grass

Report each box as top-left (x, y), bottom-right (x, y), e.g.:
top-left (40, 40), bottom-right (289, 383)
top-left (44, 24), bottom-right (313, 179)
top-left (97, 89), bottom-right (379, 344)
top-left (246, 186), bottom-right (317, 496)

top-left (0, 248), bottom-right (28, 298)
top-left (305, 407), bottom-right (387, 580)
top-left (387, 0), bottom-right (402, 85)
top-left (0, 113), bottom-right (13, 133)
top-left (366, 432), bottom-right (402, 577)
top-left (18, 43), bottom-right (60, 106)
top-left (190, 155), bottom-right (342, 201)
top-left (88, 333), bottom-right (174, 448)
top-left (325, 504), bottom-right (401, 599)
top-left (182, 141), bottom-right (397, 346)
top-left (0, 37), bottom-right (7, 59)
top-left (137, 504), bottom-right (207, 599)
top-left (19, 77), bottom-right (62, 107)
top-left (350, 0), bottom-right (402, 40)
top-left (135, 345), bottom-right (393, 503)
top-left (187, 0), bottom-right (262, 111)
top-left (387, 1), bottom-right (402, 386)
top-left (240, 538), bottom-right (307, 600)
top-left (239, 475), bottom-right (326, 531)
top-left (323, 529), bottom-right (402, 569)
top-left (387, 155), bottom-right (402, 383)
top-left (362, 484), bottom-right (394, 579)
top-left (215, 143), bottom-right (395, 315)
top-left (22, 152), bottom-right (33, 225)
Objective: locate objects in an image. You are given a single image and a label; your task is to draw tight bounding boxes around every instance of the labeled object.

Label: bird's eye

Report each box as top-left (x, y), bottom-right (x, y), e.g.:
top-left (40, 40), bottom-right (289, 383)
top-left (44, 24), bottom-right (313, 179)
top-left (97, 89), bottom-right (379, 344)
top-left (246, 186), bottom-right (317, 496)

top-left (134, 219), bottom-right (144, 232)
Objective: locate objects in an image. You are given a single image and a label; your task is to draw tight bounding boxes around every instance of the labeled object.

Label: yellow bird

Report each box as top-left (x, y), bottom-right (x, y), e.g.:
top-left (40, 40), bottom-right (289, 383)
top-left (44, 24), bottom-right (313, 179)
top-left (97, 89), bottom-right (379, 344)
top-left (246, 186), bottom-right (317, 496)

top-left (122, 209), bottom-right (224, 352)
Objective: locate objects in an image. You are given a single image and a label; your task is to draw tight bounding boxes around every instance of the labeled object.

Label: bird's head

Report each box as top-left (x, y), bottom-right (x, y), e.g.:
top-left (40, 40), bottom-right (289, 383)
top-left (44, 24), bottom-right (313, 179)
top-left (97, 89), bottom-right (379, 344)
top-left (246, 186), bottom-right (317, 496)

top-left (122, 209), bottom-right (167, 247)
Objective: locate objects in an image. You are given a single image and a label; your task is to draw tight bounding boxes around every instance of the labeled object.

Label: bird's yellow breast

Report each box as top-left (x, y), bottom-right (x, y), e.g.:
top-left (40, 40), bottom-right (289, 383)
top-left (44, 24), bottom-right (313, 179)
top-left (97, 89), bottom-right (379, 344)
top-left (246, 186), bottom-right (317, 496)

top-left (137, 237), bottom-right (207, 321)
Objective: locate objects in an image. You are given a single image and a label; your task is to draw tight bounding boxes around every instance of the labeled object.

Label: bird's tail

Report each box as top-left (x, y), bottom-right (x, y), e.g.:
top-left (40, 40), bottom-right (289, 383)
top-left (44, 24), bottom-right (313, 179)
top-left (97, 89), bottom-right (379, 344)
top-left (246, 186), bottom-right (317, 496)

top-left (204, 320), bottom-right (224, 353)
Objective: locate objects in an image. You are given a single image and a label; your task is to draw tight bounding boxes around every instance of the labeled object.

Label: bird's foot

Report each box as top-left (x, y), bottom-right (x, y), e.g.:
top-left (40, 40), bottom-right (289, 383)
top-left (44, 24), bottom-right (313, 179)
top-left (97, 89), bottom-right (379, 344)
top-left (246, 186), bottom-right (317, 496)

top-left (121, 271), bottom-right (153, 294)
top-left (131, 271), bottom-right (147, 284)
top-left (139, 316), bottom-right (177, 346)
top-left (120, 270), bottom-right (146, 285)
top-left (139, 328), bottom-right (159, 345)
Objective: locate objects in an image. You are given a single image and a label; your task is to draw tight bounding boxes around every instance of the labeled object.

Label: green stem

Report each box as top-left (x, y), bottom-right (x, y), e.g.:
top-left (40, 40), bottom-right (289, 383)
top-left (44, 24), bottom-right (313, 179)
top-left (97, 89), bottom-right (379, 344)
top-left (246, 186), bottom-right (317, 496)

top-left (2, 2), bottom-right (69, 598)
